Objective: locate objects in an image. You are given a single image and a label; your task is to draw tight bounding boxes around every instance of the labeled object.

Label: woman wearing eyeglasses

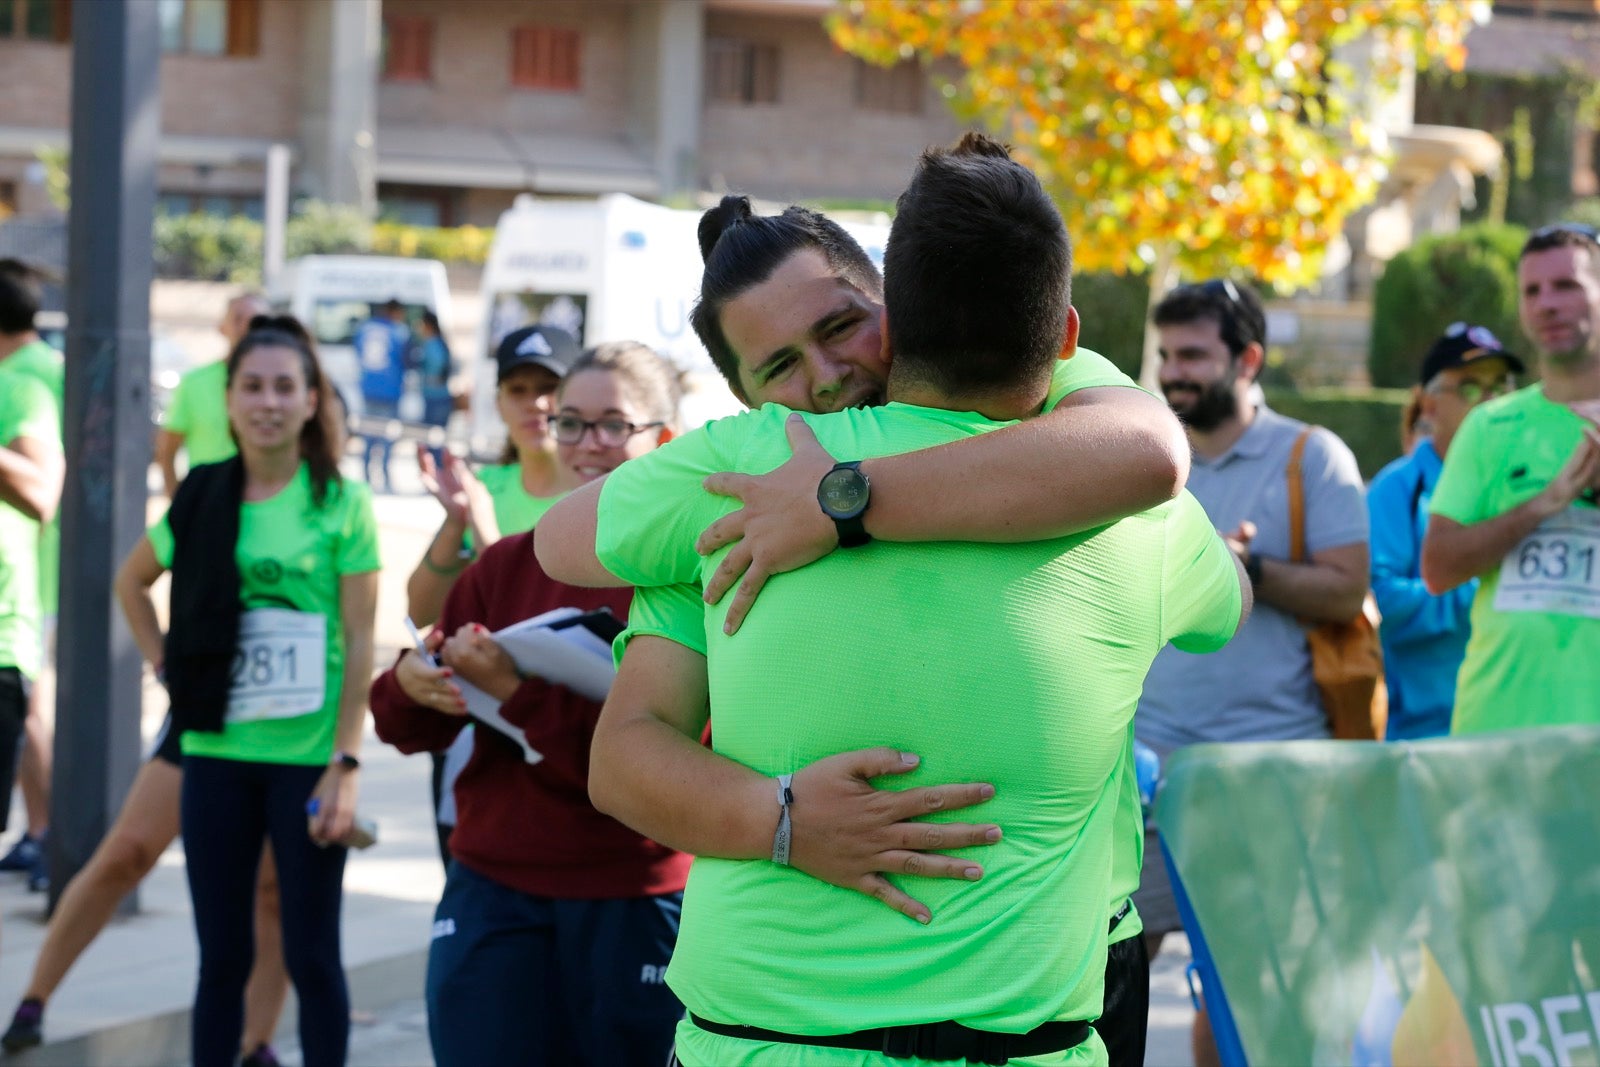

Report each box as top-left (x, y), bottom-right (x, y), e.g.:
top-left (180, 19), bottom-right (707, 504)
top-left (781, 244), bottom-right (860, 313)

top-left (1367, 323), bottom-right (1523, 740)
top-left (370, 342), bottom-right (690, 1067)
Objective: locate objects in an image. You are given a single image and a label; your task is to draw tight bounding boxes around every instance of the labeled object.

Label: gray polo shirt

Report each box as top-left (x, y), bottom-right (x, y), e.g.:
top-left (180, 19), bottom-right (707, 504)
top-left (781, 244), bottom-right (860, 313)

top-left (1136, 403), bottom-right (1369, 758)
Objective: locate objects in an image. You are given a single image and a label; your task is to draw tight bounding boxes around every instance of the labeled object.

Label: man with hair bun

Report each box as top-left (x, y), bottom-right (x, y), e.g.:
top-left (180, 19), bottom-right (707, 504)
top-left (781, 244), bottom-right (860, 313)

top-left (542, 132), bottom-right (1245, 1066)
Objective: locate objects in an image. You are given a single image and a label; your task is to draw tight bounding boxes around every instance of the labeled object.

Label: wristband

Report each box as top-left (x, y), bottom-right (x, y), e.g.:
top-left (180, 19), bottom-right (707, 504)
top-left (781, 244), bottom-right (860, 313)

top-left (772, 773), bottom-right (795, 866)
top-left (1243, 553), bottom-right (1264, 588)
top-left (421, 552), bottom-right (470, 576)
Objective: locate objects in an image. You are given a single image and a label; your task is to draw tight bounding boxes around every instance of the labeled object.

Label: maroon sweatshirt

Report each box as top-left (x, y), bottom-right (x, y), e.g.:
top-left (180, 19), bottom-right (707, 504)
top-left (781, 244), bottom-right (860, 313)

top-left (370, 531), bottom-right (691, 899)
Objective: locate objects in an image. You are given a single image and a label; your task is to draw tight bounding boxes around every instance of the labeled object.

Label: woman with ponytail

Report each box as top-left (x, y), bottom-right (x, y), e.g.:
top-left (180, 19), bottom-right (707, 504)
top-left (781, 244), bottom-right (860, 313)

top-left (114, 315), bottom-right (380, 1067)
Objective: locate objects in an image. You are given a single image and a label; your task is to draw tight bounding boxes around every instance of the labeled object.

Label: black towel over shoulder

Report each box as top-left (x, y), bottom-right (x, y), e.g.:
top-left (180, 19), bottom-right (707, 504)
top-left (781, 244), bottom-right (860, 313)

top-left (164, 457), bottom-right (244, 735)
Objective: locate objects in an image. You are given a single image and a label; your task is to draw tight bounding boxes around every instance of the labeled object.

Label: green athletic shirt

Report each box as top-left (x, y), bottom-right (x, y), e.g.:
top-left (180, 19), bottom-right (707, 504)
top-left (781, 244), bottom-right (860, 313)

top-left (150, 464), bottom-right (381, 765)
top-left (2, 341), bottom-right (63, 617)
top-left (1428, 385), bottom-right (1600, 734)
top-left (163, 360), bottom-right (237, 465)
top-left (0, 372), bottom-right (58, 675)
top-left (477, 463), bottom-right (564, 536)
top-left (616, 348), bottom-right (1152, 944)
top-left (597, 400), bottom-right (1240, 1059)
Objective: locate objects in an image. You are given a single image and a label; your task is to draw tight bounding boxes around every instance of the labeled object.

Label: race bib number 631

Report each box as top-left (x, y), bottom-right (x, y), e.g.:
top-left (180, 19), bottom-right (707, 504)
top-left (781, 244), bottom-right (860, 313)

top-left (1495, 507), bottom-right (1600, 619)
top-left (225, 608), bottom-right (328, 724)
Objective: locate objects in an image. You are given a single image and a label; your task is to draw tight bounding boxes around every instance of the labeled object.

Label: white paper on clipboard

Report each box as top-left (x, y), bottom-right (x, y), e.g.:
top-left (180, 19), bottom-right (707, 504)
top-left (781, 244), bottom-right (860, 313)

top-left (440, 607), bottom-right (623, 765)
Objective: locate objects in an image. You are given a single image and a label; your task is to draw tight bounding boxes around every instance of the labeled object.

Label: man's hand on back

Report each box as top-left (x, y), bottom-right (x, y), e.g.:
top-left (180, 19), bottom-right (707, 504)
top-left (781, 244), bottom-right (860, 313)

top-left (789, 747), bottom-right (1001, 926)
top-left (696, 415), bottom-right (840, 635)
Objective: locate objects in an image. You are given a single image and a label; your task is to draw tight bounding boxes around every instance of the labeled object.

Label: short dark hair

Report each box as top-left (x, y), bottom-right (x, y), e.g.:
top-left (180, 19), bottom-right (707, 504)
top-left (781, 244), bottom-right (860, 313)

top-left (883, 132), bottom-right (1072, 395)
top-left (690, 196), bottom-right (882, 400)
top-left (1522, 223), bottom-right (1600, 272)
top-left (0, 258), bottom-right (44, 334)
top-left (1151, 278), bottom-right (1267, 359)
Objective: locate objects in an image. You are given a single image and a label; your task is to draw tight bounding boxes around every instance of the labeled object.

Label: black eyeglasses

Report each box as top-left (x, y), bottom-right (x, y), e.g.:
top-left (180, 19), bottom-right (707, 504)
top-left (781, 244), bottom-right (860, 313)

top-left (551, 414), bottom-right (663, 448)
top-left (1531, 222), bottom-right (1600, 246)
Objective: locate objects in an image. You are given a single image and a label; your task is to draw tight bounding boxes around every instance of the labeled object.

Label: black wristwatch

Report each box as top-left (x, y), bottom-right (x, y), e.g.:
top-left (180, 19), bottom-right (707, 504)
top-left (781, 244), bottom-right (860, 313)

top-left (1243, 553), bottom-right (1264, 588)
top-left (817, 461), bottom-right (872, 548)
top-left (332, 751), bottom-right (361, 771)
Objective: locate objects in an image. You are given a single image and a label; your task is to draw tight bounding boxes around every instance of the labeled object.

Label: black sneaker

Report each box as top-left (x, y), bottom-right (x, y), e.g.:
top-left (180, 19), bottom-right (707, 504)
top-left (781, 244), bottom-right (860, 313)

top-left (2, 998), bottom-right (44, 1053)
top-left (240, 1043), bottom-right (281, 1067)
top-left (0, 833), bottom-right (40, 872)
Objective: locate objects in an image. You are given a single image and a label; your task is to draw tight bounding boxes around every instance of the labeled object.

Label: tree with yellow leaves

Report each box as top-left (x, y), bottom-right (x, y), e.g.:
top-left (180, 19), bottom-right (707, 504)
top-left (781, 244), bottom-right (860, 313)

top-left (830, 0), bottom-right (1488, 381)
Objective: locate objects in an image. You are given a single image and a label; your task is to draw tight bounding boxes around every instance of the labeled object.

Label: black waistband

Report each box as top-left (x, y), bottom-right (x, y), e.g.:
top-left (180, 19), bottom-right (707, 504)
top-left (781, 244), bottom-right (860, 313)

top-left (688, 1013), bottom-right (1091, 1065)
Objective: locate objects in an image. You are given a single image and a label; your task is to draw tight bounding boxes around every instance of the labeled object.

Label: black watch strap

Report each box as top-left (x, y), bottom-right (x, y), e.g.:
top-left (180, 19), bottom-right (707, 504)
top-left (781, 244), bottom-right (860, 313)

top-left (333, 751), bottom-right (361, 771)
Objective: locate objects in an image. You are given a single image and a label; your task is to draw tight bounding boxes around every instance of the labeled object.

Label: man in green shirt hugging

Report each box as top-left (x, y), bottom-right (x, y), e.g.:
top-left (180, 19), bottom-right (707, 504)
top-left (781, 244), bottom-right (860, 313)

top-left (548, 133), bottom-right (1247, 1066)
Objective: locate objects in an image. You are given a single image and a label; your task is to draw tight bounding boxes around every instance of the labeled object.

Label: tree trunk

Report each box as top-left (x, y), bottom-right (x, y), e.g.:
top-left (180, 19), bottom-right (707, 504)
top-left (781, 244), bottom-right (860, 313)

top-left (1138, 244), bottom-right (1180, 391)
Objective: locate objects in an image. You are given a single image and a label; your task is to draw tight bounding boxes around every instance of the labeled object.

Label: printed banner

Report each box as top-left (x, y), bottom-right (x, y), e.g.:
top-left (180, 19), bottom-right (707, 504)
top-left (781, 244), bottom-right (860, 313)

top-left (1157, 727), bottom-right (1600, 1066)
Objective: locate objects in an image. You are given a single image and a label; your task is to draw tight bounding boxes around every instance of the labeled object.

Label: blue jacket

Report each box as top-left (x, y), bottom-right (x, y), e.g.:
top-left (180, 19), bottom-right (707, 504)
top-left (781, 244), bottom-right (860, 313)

top-left (356, 318), bottom-right (409, 402)
top-left (1366, 439), bottom-right (1475, 739)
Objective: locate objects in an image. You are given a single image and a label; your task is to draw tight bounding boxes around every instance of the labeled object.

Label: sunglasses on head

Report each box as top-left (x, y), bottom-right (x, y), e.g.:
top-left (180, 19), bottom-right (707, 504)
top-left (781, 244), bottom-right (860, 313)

top-left (1531, 222), bottom-right (1600, 245)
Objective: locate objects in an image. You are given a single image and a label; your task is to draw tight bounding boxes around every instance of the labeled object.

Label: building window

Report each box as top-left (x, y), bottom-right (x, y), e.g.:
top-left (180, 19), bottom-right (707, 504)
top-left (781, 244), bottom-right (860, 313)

top-left (157, 192), bottom-right (264, 220)
top-left (512, 25), bottom-right (580, 91)
top-left (157, 0), bottom-right (258, 56)
top-left (383, 16), bottom-right (433, 82)
top-left (1492, 0), bottom-right (1599, 17)
top-left (855, 59), bottom-right (924, 115)
top-left (706, 38), bottom-right (779, 105)
top-left (0, 0), bottom-right (70, 42)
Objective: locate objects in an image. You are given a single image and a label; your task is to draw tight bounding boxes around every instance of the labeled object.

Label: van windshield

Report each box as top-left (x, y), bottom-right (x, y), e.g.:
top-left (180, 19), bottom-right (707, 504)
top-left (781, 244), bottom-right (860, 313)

top-left (311, 299), bottom-right (432, 346)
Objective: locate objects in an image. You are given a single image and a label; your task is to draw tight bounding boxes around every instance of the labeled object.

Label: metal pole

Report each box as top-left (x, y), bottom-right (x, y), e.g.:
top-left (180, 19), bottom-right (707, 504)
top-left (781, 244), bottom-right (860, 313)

top-left (49, 0), bottom-right (160, 911)
top-left (263, 143), bottom-right (290, 293)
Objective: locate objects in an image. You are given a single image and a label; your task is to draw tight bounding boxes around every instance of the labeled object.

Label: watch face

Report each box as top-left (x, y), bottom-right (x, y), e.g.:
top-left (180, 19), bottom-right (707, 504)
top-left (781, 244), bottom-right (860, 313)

top-left (819, 466), bottom-right (868, 518)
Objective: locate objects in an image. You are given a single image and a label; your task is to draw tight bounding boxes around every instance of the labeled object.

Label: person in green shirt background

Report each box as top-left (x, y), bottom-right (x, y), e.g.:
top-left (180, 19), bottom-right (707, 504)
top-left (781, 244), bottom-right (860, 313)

top-left (0, 258), bottom-right (64, 894)
top-left (155, 290), bottom-right (270, 498)
top-left (1422, 222), bottom-right (1600, 733)
top-left (116, 315), bottom-right (378, 1067)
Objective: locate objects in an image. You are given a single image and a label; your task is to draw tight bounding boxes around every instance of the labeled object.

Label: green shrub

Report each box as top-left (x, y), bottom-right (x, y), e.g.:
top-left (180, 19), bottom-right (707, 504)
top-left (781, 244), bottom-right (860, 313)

top-left (372, 221), bottom-right (491, 265)
top-left (284, 200), bottom-right (373, 258)
top-left (1369, 222), bottom-right (1529, 389)
top-left (1266, 387), bottom-right (1410, 481)
top-left (154, 212), bottom-right (264, 283)
top-left (1563, 198), bottom-right (1600, 230)
top-left (1072, 270), bottom-right (1150, 377)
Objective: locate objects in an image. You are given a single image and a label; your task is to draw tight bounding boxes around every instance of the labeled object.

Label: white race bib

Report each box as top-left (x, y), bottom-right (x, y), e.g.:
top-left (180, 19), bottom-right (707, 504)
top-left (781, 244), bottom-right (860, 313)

top-left (1494, 507), bottom-right (1600, 619)
top-left (225, 609), bottom-right (328, 724)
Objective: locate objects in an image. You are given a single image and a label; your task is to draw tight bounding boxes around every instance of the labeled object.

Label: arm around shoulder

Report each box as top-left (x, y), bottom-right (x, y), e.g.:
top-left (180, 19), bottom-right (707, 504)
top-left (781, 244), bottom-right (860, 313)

top-left (533, 479), bottom-right (631, 587)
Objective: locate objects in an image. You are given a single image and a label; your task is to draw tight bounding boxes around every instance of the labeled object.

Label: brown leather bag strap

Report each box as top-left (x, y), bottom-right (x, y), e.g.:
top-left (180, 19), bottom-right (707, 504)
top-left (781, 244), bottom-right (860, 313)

top-left (1286, 427), bottom-right (1313, 564)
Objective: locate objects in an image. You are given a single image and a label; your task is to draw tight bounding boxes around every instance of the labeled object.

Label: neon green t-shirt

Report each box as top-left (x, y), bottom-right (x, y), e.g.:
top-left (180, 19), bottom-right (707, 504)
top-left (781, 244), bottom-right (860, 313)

top-left (150, 465), bottom-right (380, 765)
top-left (164, 360), bottom-right (237, 466)
top-left (3, 341), bottom-right (63, 617)
top-left (1429, 385), bottom-right (1600, 734)
top-left (596, 401), bottom-right (1240, 1056)
top-left (0, 372), bottom-right (57, 675)
top-left (476, 463), bottom-right (564, 536)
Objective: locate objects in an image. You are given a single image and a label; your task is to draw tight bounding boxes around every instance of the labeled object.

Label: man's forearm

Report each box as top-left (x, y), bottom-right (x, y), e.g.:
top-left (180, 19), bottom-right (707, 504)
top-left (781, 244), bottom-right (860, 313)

top-left (1256, 558), bottom-right (1365, 623)
top-left (1422, 500), bottom-right (1558, 594)
top-left (0, 444), bottom-right (60, 523)
top-left (861, 387), bottom-right (1186, 543)
top-left (589, 714), bottom-right (771, 859)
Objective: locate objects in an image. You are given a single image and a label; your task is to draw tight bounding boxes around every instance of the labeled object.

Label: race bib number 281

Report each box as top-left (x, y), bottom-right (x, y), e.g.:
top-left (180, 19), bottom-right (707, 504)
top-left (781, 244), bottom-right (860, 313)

top-left (226, 608), bottom-right (328, 724)
top-left (1495, 507), bottom-right (1600, 619)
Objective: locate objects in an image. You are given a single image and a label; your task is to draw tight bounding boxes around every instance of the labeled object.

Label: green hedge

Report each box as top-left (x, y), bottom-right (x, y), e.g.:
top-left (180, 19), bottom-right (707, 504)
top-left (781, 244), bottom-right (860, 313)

top-left (1266, 387), bottom-right (1410, 481)
top-left (1072, 270), bottom-right (1150, 377)
top-left (1369, 222), bottom-right (1529, 389)
top-left (153, 202), bottom-right (492, 283)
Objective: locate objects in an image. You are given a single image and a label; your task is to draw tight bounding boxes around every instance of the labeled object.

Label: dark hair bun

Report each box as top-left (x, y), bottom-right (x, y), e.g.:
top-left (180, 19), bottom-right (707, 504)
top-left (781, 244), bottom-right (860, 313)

top-left (698, 195), bottom-right (753, 263)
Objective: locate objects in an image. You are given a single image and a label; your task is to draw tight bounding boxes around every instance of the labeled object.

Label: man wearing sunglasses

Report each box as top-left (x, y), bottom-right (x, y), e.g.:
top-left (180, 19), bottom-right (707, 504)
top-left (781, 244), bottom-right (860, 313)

top-left (1422, 223), bottom-right (1600, 735)
top-left (1367, 325), bottom-right (1522, 740)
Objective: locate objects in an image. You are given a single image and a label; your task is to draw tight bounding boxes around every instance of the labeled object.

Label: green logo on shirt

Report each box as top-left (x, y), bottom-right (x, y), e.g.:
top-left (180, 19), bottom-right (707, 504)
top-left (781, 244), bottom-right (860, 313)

top-left (251, 559), bottom-right (284, 584)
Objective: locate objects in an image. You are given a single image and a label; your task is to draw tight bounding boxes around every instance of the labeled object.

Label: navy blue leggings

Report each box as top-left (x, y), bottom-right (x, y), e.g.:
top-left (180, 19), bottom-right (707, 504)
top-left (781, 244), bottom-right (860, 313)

top-left (425, 861), bottom-right (684, 1067)
top-left (181, 756), bottom-right (349, 1067)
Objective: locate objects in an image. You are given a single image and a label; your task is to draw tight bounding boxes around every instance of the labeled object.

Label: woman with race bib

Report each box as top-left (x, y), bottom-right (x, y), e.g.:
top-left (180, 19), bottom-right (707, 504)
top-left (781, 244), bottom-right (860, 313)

top-left (371, 342), bottom-right (690, 1067)
top-left (116, 315), bottom-right (380, 1067)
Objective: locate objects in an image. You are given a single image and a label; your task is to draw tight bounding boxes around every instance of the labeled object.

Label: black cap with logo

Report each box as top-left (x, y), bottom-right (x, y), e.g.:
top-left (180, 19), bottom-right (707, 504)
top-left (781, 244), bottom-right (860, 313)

top-left (1419, 323), bottom-right (1525, 386)
top-left (494, 325), bottom-right (581, 382)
